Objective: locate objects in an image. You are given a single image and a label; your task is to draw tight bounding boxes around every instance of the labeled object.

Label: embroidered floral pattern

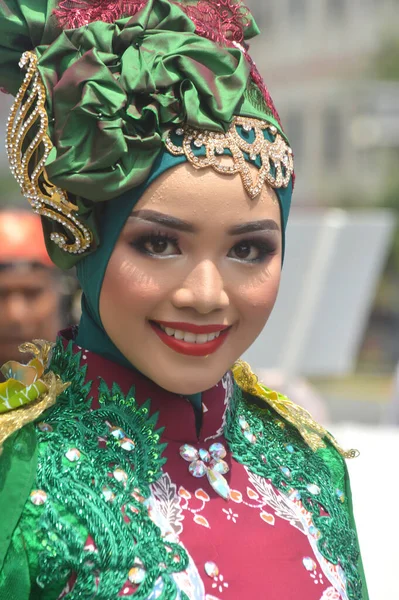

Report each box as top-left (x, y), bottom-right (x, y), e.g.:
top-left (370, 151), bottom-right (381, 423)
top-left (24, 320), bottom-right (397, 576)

top-left (178, 486), bottom-right (211, 529)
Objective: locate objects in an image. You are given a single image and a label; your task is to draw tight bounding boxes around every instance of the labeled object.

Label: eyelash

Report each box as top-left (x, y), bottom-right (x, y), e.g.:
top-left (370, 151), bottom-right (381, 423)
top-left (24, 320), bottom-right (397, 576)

top-left (130, 231), bottom-right (276, 263)
top-left (131, 231), bottom-right (180, 257)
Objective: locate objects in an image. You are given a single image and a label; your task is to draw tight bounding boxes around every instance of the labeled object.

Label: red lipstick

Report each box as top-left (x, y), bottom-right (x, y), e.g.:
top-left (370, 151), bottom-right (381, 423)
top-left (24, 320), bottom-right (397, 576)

top-left (150, 321), bottom-right (231, 357)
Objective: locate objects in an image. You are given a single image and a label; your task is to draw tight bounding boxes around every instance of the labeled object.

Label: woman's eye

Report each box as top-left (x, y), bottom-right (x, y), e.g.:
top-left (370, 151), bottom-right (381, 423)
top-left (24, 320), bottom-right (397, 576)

top-left (133, 234), bottom-right (181, 257)
top-left (228, 240), bottom-right (275, 263)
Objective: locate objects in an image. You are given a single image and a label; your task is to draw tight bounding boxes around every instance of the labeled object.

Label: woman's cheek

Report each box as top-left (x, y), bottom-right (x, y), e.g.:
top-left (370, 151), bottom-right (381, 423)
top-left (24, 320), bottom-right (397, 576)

top-left (118, 259), bottom-right (162, 300)
top-left (235, 269), bottom-right (281, 313)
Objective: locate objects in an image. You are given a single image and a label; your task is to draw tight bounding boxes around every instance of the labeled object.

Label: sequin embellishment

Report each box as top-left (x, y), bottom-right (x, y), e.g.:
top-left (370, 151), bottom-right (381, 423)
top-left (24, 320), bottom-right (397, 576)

top-left (180, 442), bottom-right (230, 500)
top-left (65, 448), bottom-right (81, 462)
top-left (204, 561), bottom-right (229, 593)
top-left (30, 489), bottom-right (48, 505)
top-left (204, 561), bottom-right (219, 577)
top-left (303, 557), bottom-right (317, 572)
top-left (128, 559), bottom-right (146, 584)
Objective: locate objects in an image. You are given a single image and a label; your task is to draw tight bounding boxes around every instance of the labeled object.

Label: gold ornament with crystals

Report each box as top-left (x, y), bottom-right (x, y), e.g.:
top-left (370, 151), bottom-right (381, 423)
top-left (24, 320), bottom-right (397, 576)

top-left (232, 360), bottom-right (359, 459)
top-left (165, 116), bottom-right (294, 199)
top-left (0, 340), bottom-right (69, 450)
top-left (6, 51), bottom-right (92, 255)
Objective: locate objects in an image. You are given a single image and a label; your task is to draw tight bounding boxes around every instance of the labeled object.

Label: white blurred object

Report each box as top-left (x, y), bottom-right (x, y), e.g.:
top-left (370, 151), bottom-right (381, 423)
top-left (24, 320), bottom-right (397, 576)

top-left (331, 423), bottom-right (399, 600)
top-left (243, 209), bottom-right (396, 377)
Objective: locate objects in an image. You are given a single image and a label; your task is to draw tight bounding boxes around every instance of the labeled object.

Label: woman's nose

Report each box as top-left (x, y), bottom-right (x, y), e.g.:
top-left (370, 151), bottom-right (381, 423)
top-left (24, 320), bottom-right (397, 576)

top-left (172, 260), bottom-right (229, 315)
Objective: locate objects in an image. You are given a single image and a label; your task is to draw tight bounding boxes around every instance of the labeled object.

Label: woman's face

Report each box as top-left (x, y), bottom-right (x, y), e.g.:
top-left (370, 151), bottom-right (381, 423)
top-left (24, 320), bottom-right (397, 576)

top-left (100, 163), bottom-right (282, 395)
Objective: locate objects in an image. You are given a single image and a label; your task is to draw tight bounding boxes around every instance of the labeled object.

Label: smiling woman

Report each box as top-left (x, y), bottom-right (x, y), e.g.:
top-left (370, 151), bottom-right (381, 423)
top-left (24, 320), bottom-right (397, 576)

top-left (0, 1), bottom-right (368, 600)
top-left (99, 163), bottom-right (282, 394)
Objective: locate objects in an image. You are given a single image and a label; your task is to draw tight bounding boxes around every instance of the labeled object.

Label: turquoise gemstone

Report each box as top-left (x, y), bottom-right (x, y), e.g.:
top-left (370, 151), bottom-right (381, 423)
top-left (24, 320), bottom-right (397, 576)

top-left (336, 489), bottom-right (345, 503)
top-left (285, 444), bottom-right (294, 453)
top-left (289, 489), bottom-right (301, 501)
top-left (280, 466), bottom-right (292, 478)
top-left (309, 525), bottom-right (320, 538)
top-left (206, 468), bottom-right (230, 500)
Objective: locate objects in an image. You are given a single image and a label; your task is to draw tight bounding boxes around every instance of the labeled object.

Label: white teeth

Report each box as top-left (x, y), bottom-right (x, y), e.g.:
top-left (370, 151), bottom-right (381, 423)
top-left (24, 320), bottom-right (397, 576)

top-left (196, 334), bottom-right (208, 344)
top-left (183, 332), bottom-right (196, 343)
top-left (158, 323), bottom-right (225, 344)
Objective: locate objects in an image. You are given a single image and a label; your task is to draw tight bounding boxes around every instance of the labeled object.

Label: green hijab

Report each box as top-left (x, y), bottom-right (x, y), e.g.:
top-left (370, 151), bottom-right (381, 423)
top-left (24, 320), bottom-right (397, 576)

top-left (75, 138), bottom-right (293, 368)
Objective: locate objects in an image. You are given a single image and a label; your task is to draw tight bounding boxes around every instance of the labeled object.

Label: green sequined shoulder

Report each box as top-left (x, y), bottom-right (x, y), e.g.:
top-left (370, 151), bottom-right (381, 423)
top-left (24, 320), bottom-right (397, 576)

top-left (225, 383), bottom-right (364, 600)
top-left (16, 340), bottom-right (189, 599)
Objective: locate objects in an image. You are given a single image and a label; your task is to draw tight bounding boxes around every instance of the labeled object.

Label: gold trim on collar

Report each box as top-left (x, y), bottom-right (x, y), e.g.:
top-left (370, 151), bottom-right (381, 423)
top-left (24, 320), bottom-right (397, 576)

top-left (232, 360), bottom-right (359, 459)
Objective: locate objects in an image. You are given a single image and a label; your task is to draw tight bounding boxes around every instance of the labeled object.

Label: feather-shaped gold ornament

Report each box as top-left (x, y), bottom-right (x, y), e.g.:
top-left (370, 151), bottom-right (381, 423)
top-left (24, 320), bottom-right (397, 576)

top-left (6, 51), bottom-right (92, 255)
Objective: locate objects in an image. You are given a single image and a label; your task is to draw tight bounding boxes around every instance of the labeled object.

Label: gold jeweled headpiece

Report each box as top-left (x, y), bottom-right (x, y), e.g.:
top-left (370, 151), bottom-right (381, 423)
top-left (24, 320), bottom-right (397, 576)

top-left (6, 51), bottom-right (92, 255)
top-left (165, 116), bottom-right (294, 199)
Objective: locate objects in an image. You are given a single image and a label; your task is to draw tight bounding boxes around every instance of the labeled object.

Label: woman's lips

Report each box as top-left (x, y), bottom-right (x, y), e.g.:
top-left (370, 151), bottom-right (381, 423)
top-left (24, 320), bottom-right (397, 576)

top-left (150, 321), bottom-right (231, 357)
top-left (154, 321), bottom-right (228, 334)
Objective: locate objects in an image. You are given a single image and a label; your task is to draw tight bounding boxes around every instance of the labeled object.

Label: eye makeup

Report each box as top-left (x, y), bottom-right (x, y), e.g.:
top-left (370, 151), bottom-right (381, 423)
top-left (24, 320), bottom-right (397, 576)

top-left (129, 230), bottom-right (181, 258)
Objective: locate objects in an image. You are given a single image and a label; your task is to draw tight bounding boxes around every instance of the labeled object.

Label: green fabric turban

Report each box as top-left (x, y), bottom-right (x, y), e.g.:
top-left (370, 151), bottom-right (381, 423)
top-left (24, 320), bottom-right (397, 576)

top-left (0, 0), bottom-right (293, 270)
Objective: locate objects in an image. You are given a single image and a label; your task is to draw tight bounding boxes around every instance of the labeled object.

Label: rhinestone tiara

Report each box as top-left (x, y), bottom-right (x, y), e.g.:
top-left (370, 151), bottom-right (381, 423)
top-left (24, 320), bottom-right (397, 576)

top-left (165, 116), bottom-right (294, 199)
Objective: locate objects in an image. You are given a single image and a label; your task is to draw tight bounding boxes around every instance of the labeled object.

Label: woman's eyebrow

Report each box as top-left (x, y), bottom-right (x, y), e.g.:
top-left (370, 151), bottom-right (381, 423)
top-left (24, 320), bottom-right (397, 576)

top-left (130, 210), bottom-right (198, 233)
top-left (130, 211), bottom-right (280, 236)
top-left (228, 219), bottom-right (280, 235)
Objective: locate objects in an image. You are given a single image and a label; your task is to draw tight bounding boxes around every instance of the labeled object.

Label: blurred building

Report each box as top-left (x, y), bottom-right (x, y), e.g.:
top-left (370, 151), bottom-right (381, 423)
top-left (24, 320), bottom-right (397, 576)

top-left (247, 0), bottom-right (399, 206)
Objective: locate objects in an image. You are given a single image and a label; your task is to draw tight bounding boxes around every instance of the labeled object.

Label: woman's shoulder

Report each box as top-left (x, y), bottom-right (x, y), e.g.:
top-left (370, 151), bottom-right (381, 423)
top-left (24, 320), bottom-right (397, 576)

top-left (0, 340), bottom-right (69, 569)
top-left (230, 360), bottom-right (358, 484)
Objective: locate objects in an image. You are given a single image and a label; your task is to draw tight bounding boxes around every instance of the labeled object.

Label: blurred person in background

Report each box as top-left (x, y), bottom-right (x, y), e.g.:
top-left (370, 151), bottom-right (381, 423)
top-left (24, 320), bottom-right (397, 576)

top-left (0, 209), bottom-right (62, 368)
